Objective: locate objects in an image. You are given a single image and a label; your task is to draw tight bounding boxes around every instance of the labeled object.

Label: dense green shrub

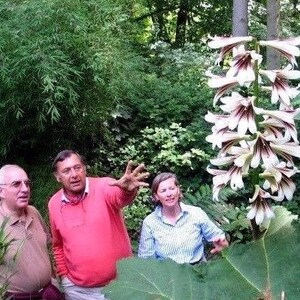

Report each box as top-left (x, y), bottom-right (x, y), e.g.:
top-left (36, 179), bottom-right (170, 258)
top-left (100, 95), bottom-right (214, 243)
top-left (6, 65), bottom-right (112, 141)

top-left (90, 122), bottom-right (211, 244)
top-left (91, 122), bottom-right (255, 246)
top-left (123, 188), bottom-right (153, 252)
top-left (92, 123), bottom-right (210, 188)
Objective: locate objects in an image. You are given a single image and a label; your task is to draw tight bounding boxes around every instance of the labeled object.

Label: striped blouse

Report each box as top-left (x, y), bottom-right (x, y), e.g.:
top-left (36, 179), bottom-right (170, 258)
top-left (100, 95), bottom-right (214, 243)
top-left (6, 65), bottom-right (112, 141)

top-left (138, 202), bottom-right (225, 264)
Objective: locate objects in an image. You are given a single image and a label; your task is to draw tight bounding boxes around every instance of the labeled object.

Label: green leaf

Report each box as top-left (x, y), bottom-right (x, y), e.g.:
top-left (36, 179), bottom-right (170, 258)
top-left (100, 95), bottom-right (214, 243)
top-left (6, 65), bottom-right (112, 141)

top-left (104, 259), bottom-right (202, 300)
top-left (104, 206), bottom-right (300, 299)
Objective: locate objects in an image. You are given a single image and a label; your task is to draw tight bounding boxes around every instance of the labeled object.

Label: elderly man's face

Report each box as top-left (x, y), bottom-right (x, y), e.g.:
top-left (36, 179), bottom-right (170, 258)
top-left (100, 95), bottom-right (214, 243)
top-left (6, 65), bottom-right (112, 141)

top-left (0, 167), bottom-right (31, 212)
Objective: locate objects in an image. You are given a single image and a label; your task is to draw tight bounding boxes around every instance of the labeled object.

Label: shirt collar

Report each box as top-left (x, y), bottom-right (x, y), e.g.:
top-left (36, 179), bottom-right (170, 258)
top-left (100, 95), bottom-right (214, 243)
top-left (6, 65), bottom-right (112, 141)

top-left (0, 206), bottom-right (32, 227)
top-left (61, 178), bottom-right (89, 203)
top-left (155, 202), bottom-right (189, 219)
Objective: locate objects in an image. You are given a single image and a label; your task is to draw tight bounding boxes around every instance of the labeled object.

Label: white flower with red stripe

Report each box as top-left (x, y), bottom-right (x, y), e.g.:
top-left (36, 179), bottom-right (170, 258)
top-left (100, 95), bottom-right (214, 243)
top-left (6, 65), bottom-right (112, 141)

top-left (206, 36), bottom-right (300, 225)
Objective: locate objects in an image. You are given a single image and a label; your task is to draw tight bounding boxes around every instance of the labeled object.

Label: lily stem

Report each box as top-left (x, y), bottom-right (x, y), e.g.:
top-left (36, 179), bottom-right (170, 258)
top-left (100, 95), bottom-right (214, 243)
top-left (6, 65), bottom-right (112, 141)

top-left (250, 218), bottom-right (261, 240)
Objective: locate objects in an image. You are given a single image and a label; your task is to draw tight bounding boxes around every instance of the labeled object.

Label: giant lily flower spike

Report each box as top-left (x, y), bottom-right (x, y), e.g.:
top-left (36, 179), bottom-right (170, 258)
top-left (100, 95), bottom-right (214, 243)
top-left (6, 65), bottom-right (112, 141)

top-left (255, 107), bottom-right (300, 142)
top-left (270, 140), bottom-right (300, 166)
top-left (207, 165), bottom-right (245, 200)
top-left (206, 72), bottom-right (239, 105)
top-left (206, 129), bottom-right (250, 152)
top-left (270, 175), bottom-right (296, 202)
top-left (227, 45), bottom-right (262, 86)
top-left (259, 117), bottom-right (287, 141)
top-left (259, 39), bottom-right (300, 66)
top-left (208, 36), bottom-right (254, 64)
top-left (204, 111), bottom-right (230, 131)
top-left (260, 66), bottom-right (300, 106)
top-left (206, 167), bottom-right (229, 201)
top-left (207, 36), bottom-right (300, 227)
top-left (260, 162), bottom-right (297, 201)
top-left (249, 132), bottom-right (279, 168)
top-left (210, 147), bottom-right (252, 168)
top-left (226, 146), bottom-right (252, 171)
top-left (247, 185), bottom-right (275, 225)
top-left (219, 92), bottom-right (257, 134)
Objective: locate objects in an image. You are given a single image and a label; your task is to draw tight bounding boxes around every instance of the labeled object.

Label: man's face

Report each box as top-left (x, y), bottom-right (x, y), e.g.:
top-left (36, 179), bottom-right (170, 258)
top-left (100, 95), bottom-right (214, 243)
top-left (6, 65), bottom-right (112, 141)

top-left (0, 167), bottom-right (31, 212)
top-left (54, 153), bottom-right (87, 196)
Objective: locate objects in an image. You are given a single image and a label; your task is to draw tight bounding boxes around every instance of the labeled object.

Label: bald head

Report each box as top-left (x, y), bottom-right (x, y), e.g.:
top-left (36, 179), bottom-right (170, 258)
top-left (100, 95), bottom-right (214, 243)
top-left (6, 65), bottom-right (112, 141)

top-left (0, 165), bottom-right (25, 184)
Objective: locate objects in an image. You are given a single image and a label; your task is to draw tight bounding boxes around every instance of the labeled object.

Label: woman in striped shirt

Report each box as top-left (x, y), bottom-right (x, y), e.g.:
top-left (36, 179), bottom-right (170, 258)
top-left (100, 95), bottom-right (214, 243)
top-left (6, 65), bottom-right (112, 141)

top-left (138, 172), bottom-right (228, 264)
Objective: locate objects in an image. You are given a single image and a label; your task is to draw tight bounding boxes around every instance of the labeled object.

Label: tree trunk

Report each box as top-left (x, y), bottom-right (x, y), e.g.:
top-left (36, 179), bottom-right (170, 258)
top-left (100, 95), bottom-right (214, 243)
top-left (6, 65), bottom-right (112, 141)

top-left (267, 0), bottom-right (280, 69)
top-left (232, 0), bottom-right (248, 36)
top-left (291, 0), bottom-right (298, 11)
top-left (151, 0), bottom-right (170, 43)
top-left (174, 0), bottom-right (189, 48)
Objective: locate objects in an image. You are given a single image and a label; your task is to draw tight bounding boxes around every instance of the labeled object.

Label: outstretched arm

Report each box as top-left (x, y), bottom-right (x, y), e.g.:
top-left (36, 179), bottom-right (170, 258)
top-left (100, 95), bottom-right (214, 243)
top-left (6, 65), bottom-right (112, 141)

top-left (110, 161), bottom-right (149, 191)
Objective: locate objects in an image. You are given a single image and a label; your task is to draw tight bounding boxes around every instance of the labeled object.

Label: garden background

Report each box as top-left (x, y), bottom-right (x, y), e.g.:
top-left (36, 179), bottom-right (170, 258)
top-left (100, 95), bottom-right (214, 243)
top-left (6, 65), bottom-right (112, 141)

top-left (0, 1), bottom-right (300, 298)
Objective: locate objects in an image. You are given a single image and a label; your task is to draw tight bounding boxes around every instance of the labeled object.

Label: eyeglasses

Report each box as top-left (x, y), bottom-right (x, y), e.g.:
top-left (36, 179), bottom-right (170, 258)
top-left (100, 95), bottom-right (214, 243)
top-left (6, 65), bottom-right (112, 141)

top-left (0, 180), bottom-right (31, 189)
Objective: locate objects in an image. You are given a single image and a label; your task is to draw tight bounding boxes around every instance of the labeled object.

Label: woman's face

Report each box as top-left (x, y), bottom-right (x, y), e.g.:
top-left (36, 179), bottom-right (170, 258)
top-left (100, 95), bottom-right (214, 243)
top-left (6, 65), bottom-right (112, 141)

top-left (154, 177), bottom-right (180, 208)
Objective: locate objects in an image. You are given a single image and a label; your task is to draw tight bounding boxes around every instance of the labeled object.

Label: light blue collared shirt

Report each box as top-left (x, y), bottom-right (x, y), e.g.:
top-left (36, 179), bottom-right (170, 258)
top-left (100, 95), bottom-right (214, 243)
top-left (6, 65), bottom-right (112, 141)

top-left (138, 202), bottom-right (225, 264)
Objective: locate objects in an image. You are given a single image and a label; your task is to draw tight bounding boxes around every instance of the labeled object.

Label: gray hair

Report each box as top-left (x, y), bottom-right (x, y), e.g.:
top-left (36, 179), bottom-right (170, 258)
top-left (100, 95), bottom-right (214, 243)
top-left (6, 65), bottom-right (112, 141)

top-left (0, 164), bottom-right (24, 184)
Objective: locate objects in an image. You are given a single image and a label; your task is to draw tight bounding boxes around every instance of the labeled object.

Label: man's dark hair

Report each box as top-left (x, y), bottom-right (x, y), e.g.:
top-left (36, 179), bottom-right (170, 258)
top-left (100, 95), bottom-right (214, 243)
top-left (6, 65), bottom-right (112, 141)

top-left (52, 150), bottom-right (86, 172)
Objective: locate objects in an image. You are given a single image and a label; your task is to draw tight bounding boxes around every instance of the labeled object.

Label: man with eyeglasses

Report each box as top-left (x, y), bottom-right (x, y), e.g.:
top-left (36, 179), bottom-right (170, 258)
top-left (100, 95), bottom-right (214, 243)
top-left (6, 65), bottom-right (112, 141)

top-left (48, 150), bottom-right (149, 300)
top-left (0, 164), bottom-right (64, 300)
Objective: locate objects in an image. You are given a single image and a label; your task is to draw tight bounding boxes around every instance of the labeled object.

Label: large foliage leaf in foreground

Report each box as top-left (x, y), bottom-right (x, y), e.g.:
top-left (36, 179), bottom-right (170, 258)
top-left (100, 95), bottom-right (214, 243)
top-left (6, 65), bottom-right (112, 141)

top-left (104, 207), bottom-right (299, 299)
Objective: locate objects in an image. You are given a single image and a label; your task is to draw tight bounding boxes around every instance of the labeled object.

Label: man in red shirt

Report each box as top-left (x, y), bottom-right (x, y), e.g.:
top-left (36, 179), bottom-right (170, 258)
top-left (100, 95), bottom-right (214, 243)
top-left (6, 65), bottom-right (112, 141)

top-left (48, 150), bottom-right (149, 300)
